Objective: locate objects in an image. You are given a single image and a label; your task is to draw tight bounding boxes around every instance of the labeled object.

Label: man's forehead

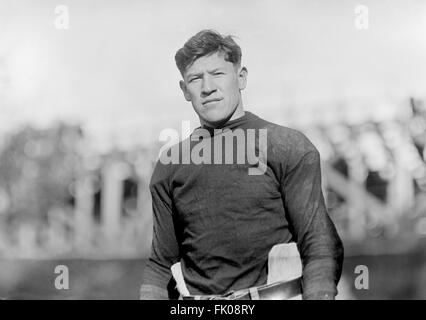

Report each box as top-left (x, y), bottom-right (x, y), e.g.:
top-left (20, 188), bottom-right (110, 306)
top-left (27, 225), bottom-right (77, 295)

top-left (184, 52), bottom-right (234, 75)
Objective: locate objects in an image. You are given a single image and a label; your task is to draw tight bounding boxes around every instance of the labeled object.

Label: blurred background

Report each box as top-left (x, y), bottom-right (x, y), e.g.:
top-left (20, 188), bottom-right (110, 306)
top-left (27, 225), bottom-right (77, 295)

top-left (0, 0), bottom-right (425, 299)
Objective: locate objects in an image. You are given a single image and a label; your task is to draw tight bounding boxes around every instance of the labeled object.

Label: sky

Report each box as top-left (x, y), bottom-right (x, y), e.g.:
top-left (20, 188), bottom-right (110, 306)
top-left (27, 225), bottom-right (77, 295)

top-left (0, 0), bottom-right (425, 148)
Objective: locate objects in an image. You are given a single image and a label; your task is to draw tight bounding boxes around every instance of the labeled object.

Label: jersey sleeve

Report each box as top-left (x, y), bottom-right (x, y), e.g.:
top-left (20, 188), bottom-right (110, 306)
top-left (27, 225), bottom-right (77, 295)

top-left (277, 131), bottom-right (344, 299)
top-left (140, 160), bottom-right (180, 299)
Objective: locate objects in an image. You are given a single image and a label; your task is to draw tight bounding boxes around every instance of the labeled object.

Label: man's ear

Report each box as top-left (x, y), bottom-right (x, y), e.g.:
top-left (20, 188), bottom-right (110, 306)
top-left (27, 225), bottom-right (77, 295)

top-left (238, 66), bottom-right (248, 90)
top-left (179, 80), bottom-right (191, 101)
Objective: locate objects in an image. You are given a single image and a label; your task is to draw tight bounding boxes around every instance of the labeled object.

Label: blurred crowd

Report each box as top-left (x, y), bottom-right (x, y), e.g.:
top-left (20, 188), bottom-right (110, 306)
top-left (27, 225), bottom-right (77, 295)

top-left (305, 97), bottom-right (426, 243)
top-left (0, 98), bottom-right (425, 259)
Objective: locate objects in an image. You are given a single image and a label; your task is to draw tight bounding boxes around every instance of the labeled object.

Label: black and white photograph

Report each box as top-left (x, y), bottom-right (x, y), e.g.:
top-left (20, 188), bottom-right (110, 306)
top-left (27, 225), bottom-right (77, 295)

top-left (0, 0), bottom-right (425, 305)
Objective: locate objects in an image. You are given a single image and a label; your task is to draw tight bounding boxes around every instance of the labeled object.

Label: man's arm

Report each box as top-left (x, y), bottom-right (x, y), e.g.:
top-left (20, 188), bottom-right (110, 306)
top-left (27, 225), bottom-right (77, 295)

top-left (140, 161), bottom-right (180, 299)
top-left (280, 136), bottom-right (344, 300)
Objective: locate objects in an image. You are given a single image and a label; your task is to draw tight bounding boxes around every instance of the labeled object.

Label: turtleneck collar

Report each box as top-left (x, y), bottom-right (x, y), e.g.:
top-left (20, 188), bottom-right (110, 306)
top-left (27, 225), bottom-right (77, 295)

top-left (199, 111), bottom-right (258, 135)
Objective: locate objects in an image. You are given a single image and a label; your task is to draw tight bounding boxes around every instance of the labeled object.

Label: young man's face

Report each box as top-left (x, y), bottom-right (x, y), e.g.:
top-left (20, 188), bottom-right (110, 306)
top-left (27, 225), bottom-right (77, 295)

top-left (180, 51), bottom-right (247, 127)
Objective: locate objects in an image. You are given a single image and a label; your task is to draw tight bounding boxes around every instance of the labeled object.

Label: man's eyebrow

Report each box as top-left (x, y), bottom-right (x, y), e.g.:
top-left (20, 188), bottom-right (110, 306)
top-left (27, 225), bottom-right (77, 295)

top-left (186, 68), bottom-right (225, 79)
top-left (208, 68), bottom-right (224, 74)
top-left (186, 72), bottom-right (203, 79)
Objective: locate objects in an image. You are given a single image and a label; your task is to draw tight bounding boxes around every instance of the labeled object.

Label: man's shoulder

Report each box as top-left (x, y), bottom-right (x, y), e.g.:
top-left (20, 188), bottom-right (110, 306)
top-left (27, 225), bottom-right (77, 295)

top-left (150, 140), bottom-right (183, 188)
top-left (261, 120), bottom-right (321, 176)
top-left (262, 119), bottom-right (318, 156)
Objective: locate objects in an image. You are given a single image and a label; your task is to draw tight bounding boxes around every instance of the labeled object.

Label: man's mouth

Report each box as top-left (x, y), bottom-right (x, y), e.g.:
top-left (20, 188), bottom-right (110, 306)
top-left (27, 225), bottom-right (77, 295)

top-left (202, 98), bottom-right (223, 106)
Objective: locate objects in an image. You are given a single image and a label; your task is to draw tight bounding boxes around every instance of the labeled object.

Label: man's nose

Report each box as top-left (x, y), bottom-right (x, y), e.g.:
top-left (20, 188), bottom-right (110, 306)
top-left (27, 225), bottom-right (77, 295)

top-left (201, 76), bottom-right (216, 96)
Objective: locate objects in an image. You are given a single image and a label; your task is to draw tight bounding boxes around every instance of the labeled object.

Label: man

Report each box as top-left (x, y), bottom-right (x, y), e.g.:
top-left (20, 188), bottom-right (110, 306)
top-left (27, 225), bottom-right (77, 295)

top-left (140, 29), bottom-right (344, 300)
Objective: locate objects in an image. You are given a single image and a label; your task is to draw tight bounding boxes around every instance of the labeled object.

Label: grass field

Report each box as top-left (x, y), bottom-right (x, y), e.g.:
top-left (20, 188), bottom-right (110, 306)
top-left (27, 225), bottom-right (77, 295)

top-left (1, 246), bottom-right (425, 300)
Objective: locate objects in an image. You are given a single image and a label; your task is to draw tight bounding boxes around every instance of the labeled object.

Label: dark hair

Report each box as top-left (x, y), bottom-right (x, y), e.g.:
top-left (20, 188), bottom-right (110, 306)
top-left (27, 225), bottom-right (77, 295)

top-left (175, 29), bottom-right (242, 75)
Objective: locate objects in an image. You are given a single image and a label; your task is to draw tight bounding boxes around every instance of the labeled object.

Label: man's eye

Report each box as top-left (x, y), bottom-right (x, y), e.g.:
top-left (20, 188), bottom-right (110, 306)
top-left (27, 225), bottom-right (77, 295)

top-left (214, 72), bottom-right (224, 76)
top-left (189, 77), bottom-right (200, 83)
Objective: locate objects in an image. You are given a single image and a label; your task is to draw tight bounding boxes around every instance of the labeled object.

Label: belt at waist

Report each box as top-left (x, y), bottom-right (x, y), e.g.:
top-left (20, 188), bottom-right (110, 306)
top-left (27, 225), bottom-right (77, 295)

top-left (182, 277), bottom-right (302, 300)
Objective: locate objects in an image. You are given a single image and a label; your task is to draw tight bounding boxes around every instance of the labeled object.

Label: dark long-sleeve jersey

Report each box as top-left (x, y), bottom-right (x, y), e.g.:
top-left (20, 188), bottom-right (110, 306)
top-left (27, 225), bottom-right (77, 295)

top-left (140, 111), bottom-right (344, 299)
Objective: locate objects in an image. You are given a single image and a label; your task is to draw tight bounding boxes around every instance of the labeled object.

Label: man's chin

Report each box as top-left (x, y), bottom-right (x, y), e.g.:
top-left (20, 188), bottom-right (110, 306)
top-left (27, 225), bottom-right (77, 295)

top-left (200, 108), bottom-right (236, 128)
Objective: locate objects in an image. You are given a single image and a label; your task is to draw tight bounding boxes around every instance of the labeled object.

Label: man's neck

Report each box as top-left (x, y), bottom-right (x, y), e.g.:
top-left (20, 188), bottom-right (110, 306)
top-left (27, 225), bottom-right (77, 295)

top-left (228, 105), bottom-right (246, 122)
top-left (201, 104), bottom-right (245, 129)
